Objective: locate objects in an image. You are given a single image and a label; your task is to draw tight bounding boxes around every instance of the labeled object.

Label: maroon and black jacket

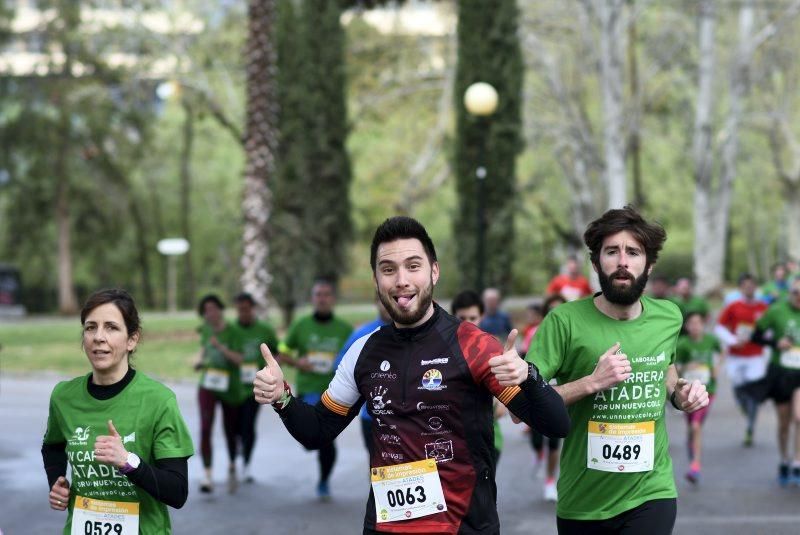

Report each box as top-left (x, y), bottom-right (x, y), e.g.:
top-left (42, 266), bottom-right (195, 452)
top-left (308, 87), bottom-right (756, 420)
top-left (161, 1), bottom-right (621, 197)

top-left (276, 303), bottom-right (569, 534)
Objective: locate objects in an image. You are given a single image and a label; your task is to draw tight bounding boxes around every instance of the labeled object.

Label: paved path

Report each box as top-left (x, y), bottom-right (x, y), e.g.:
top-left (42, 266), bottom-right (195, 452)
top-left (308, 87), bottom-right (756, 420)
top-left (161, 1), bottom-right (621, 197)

top-left (1, 371), bottom-right (798, 534)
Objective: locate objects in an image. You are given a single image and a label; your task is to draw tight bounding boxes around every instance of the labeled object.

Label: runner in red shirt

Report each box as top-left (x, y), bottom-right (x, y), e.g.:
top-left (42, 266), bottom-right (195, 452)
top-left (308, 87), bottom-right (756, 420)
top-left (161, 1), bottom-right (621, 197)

top-left (714, 273), bottom-right (768, 446)
top-left (546, 256), bottom-right (592, 302)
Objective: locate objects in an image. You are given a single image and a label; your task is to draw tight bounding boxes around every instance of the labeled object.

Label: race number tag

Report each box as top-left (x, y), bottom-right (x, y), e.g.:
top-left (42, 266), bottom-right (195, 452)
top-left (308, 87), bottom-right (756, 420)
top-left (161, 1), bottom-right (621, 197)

top-left (71, 496), bottom-right (139, 535)
top-left (240, 364), bottom-right (258, 384)
top-left (587, 421), bottom-right (654, 473)
top-left (735, 323), bottom-right (754, 344)
top-left (371, 459), bottom-right (447, 523)
top-left (780, 347), bottom-right (800, 369)
top-left (202, 368), bottom-right (229, 392)
top-left (307, 352), bottom-right (334, 374)
top-left (683, 364), bottom-right (711, 385)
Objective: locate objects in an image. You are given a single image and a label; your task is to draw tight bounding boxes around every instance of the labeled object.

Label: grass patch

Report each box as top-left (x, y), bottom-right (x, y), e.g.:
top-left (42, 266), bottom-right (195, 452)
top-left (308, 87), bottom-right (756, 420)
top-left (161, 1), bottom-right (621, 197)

top-left (0, 306), bottom-right (375, 380)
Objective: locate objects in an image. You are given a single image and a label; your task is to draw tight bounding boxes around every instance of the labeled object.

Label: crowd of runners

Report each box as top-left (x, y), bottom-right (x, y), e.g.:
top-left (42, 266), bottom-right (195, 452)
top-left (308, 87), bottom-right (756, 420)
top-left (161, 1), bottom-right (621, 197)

top-left (40, 207), bottom-right (800, 534)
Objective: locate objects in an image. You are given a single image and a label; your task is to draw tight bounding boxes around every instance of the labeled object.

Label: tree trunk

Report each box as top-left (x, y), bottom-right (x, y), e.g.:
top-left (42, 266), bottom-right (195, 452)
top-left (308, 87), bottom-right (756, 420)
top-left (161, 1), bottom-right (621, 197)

top-left (787, 189), bottom-right (800, 263)
top-left (598, 0), bottom-right (627, 209)
top-left (626, 0), bottom-right (645, 208)
top-left (180, 99), bottom-right (196, 309)
top-left (692, 0), bottom-right (718, 296)
top-left (694, 0), bottom-right (754, 296)
top-left (241, 0), bottom-right (278, 313)
top-left (55, 156), bottom-right (78, 315)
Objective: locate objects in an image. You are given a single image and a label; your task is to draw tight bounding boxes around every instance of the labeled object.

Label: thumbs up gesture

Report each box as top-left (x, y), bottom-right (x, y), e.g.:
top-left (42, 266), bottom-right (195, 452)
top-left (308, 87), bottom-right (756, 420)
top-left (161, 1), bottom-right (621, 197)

top-left (94, 420), bottom-right (128, 469)
top-left (489, 329), bottom-right (529, 387)
top-left (254, 343), bottom-right (286, 404)
top-left (49, 475), bottom-right (70, 511)
top-left (589, 342), bottom-right (631, 393)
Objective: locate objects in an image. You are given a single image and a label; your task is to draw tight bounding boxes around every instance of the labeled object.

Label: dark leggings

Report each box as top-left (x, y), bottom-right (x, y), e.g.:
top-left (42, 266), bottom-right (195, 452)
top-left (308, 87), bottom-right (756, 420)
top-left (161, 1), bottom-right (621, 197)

top-left (530, 428), bottom-right (561, 452)
top-left (557, 498), bottom-right (676, 535)
top-left (238, 397), bottom-right (261, 465)
top-left (198, 387), bottom-right (239, 468)
top-left (733, 384), bottom-right (760, 435)
top-left (319, 442), bottom-right (336, 484)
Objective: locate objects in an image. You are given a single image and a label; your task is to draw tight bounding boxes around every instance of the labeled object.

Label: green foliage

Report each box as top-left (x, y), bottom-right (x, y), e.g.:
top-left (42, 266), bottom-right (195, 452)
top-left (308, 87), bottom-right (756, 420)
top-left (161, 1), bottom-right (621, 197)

top-left (453, 0), bottom-right (523, 294)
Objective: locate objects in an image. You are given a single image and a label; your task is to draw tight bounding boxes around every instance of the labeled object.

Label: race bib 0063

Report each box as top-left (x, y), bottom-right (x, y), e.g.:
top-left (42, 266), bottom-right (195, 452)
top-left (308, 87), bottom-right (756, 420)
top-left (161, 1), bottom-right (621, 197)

top-left (371, 459), bottom-right (447, 523)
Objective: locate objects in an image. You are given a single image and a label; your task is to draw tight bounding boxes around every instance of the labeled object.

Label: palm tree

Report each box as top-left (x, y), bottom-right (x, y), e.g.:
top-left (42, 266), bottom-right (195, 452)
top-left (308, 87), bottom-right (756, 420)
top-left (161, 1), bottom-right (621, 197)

top-left (241, 0), bottom-right (279, 311)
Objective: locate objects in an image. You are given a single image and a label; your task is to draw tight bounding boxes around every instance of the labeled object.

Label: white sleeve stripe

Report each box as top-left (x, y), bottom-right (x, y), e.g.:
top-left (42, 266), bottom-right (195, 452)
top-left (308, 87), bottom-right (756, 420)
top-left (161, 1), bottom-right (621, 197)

top-left (327, 327), bottom-right (379, 407)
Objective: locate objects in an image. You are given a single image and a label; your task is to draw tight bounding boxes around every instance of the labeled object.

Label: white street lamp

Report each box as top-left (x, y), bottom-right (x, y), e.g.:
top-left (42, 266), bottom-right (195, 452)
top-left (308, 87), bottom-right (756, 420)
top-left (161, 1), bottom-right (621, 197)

top-left (157, 238), bottom-right (190, 312)
top-left (463, 81), bottom-right (498, 292)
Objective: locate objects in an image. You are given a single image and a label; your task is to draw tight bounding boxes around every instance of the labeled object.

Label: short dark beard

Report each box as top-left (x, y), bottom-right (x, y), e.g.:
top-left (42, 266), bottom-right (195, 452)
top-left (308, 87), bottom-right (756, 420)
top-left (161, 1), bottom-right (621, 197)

top-left (598, 267), bottom-right (649, 306)
top-left (378, 278), bottom-right (434, 326)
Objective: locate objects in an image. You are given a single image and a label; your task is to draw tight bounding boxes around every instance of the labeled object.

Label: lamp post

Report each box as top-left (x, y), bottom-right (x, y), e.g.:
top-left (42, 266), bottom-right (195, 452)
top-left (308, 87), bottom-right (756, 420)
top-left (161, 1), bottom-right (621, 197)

top-left (157, 238), bottom-right (190, 312)
top-left (463, 82), bottom-right (498, 293)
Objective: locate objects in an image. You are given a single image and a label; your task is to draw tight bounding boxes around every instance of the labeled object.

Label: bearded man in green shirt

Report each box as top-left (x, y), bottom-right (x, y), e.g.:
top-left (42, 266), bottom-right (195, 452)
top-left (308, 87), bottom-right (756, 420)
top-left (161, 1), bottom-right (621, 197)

top-left (489, 206), bottom-right (708, 534)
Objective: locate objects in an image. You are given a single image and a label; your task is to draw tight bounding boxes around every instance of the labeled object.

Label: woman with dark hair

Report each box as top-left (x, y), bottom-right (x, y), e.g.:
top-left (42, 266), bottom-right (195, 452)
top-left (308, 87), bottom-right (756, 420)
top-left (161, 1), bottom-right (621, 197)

top-left (195, 294), bottom-right (245, 494)
top-left (42, 288), bottom-right (193, 534)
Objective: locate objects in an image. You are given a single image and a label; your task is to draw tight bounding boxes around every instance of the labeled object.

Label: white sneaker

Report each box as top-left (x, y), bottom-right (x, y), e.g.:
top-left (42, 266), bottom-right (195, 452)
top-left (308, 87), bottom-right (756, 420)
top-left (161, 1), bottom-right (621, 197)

top-left (543, 480), bottom-right (557, 502)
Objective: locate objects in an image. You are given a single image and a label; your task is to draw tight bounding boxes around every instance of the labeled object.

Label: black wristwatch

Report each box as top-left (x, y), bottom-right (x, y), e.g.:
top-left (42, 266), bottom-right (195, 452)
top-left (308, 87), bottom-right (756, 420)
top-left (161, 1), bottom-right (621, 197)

top-left (525, 361), bottom-right (541, 384)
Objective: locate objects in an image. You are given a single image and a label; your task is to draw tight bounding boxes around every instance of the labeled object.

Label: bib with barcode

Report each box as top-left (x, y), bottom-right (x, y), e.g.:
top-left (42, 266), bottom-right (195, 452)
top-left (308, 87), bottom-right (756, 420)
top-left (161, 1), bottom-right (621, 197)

top-left (780, 347), bottom-right (800, 369)
top-left (587, 421), bottom-right (654, 473)
top-left (71, 496), bottom-right (139, 535)
top-left (240, 364), bottom-right (258, 384)
top-left (202, 368), bottom-right (229, 392)
top-left (371, 459), bottom-right (447, 523)
top-left (307, 352), bottom-right (335, 374)
top-left (683, 364), bottom-right (711, 385)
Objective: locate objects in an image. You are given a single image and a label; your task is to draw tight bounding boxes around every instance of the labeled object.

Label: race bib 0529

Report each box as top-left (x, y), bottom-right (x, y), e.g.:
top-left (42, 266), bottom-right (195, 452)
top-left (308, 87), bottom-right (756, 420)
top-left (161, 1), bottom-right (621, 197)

top-left (71, 496), bottom-right (139, 535)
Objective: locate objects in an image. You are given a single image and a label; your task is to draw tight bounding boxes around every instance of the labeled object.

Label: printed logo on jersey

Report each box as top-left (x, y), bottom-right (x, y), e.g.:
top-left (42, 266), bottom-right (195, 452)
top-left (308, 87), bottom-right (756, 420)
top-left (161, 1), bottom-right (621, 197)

top-left (123, 432), bottom-right (136, 444)
top-left (69, 426), bottom-right (91, 444)
top-left (420, 357), bottom-right (449, 366)
top-left (381, 451), bottom-right (405, 462)
top-left (370, 385), bottom-right (394, 415)
top-left (428, 416), bottom-right (443, 431)
top-left (371, 360), bottom-right (398, 381)
top-left (375, 417), bottom-right (396, 430)
top-left (416, 401), bottom-right (451, 412)
top-left (632, 351), bottom-right (667, 366)
top-left (425, 439), bottom-right (454, 463)
top-left (422, 416), bottom-right (451, 437)
top-left (379, 433), bottom-right (402, 445)
top-left (419, 369), bottom-right (447, 391)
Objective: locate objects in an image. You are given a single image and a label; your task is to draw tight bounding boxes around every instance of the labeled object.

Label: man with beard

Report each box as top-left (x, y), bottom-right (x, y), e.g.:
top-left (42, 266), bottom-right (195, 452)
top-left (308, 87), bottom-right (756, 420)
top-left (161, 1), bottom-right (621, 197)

top-left (253, 216), bottom-right (569, 535)
top-left (489, 206), bottom-right (708, 534)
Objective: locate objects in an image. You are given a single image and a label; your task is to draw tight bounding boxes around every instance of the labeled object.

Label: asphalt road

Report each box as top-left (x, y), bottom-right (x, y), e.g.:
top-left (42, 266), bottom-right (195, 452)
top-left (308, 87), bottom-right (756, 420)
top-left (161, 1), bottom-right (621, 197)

top-left (2, 370), bottom-right (798, 535)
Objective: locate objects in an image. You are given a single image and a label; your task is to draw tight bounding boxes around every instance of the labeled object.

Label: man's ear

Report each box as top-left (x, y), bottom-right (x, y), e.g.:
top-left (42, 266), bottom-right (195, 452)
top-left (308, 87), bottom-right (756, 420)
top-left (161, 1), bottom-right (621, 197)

top-left (431, 262), bottom-right (440, 285)
top-left (647, 263), bottom-right (655, 276)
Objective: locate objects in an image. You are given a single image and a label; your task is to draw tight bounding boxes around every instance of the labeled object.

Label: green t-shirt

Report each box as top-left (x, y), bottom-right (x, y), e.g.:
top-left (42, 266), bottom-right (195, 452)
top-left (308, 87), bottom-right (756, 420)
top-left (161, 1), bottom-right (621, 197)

top-left (281, 314), bottom-right (353, 395)
top-left (43, 372), bottom-right (194, 535)
top-left (669, 295), bottom-right (709, 318)
top-left (759, 280), bottom-right (790, 304)
top-left (527, 296), bottom-right (681, 520)
top-left (493, 419), bottom-right (503, 452)
top-left (756, 301), bottom-right (800, 369)
top-left (675, 334), bottom-right (720, 395)
top-left (233, 319), bottom-right (279, 403)
top-left (198, 321), bottom-right (245, 405)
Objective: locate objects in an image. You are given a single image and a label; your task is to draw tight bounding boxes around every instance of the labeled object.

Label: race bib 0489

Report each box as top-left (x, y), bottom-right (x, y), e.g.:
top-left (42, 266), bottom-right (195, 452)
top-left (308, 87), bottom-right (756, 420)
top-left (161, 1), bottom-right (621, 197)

top-left (371, 459), bottom-right (447, 523)
top-left (71, 496), bottom-right (139, 535)
top-left (587, 421), bottom-right (654, 473)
